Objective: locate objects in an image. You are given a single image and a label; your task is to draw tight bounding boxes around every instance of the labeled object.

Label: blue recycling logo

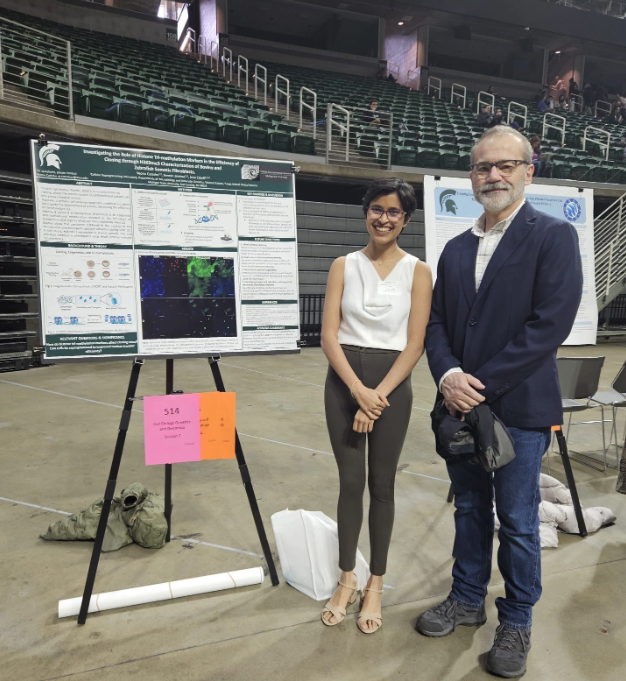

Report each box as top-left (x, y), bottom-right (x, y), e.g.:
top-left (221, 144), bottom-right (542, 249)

top-left (563, 198), bottom-right (582, 222)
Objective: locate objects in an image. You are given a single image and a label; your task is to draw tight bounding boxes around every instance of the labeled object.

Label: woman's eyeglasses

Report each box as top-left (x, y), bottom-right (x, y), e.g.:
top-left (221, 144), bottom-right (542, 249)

top-left (368, 206), bottom-right (406, 222)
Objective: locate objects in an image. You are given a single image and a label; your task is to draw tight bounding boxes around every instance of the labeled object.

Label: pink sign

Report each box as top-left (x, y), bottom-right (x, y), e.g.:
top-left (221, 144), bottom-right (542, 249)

top-left (144, 394), bottom-right (201, 465)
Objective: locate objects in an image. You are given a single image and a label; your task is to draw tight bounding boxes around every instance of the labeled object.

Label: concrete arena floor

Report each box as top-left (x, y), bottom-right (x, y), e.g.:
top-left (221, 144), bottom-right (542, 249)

top-left (1, 344), bottom-right (625, 681)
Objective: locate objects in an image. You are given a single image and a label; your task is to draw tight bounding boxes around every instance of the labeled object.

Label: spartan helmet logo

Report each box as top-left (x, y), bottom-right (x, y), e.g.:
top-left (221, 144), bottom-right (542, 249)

top-left (39, 143), bottom-right (62, 170)
top-left (439, 189), bottom-right (458, 215)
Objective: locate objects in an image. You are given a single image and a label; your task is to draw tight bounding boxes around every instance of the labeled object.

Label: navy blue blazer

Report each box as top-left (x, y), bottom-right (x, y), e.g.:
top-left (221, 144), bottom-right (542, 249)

top-left (425, 202), bottom-right (583, 428)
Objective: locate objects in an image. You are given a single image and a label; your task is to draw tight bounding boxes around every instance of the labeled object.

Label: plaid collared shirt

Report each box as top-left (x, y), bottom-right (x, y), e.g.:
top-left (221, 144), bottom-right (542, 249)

top-left (472, 200), bottom-right (525, 291)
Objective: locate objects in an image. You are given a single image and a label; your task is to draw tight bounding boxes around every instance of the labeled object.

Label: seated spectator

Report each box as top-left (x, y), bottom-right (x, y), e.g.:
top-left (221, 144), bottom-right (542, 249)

top-left (557, 94), bottom-right (568, 110)
top-left (530, 136), bottom-right (554, 178)
top-left (609, 106), bottom-right (624, 125)
top-left (538, 94), bottom-right (550, 111)
top-left (583, 82), bottom-right (595, 113)
top-left (477, 105), bottom-right (494, 127)
top-left (491, 108), bottom-right (504, 126)
top-left (363, 99), bottom-right (382, 126)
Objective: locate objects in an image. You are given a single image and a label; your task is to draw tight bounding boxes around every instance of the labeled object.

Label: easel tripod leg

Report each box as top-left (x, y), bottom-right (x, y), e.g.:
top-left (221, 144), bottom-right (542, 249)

top-left (208, 358), bottom-right (280, 586)
top-left (556, 428), bottom-right (588, 537)
top-left (165, 358), bottom-right (174, 542)
top-left (77, 358), bottom-right (144, 624)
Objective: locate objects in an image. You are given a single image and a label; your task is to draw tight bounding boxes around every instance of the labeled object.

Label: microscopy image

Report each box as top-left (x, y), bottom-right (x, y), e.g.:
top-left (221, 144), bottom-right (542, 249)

top-left (138, 255), bottom-right (237, 340)
top-left (141, 299), bottom-right (237, 339)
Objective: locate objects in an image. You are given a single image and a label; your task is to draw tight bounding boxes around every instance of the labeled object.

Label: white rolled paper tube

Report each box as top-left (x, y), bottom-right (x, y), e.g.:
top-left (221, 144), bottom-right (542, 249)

top-left (58, 566), bottom-right (264, 618)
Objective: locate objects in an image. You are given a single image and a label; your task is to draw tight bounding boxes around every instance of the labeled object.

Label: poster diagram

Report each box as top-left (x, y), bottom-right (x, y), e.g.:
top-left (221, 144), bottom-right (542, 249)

top-left (423, 176), bottom-right (597, 345)
top-left (31, 141), bottom-right (300, 360)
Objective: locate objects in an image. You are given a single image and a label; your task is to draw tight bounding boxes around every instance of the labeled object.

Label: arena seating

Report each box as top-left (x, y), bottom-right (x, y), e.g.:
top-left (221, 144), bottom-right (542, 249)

top-left (0, 8), bottom-right (316, 155)
top-left (3, 8), bottom-right (626, 181)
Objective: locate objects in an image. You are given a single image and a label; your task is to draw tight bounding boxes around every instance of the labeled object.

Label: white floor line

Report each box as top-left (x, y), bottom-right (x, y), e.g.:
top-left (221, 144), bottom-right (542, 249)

top-left (239, 433), bottom-right (334, 456)
top-left (0, 379), bottom-right (125, 410)
top-left (0, 495), bottom-right (72, 515)
top-left (0, 496), bottom-right (265, 558)
top-left (0, 379), bottom-right (440, 477)
top-left (219, 363), bottom-right (431, 412)
top-left (400, 470), bottom-right (450, 484)
top-left (219, 362), bottom-right (326, 388)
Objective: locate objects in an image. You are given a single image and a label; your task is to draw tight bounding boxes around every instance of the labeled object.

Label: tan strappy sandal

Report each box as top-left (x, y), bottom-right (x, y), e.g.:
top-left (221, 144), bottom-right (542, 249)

top-left (357, 586), bottom-right (383, 634)
top-left (321, 574), bottom-right (358, 627)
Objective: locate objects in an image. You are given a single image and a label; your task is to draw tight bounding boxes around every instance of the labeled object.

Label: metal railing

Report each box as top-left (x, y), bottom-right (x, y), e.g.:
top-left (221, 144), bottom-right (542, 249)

top-left (221, 47), bottom-right (233, 81)
top-left (326, 103), bottom-right (393, 170)
top-left (595, 99), bottom-right (612, 118)
top-left (386, 61), bottom-right (400, 82)
top-left (476, 91), bottom-right (495, 115)
top-left (451, 83), bottom-right (466, 108)
top-left (299, 294), bottom-right (325, 346)
top-left (543, 111), bottom-right (566, 145)
top-left (570, 93), bottom-right (583, 112)
top-left (237, 55), bottom-right (249, 94)
top-left (427, 76), bottom-right (442, 99)
top-left (254, 64), bottom-right (267, 106)
top-left (299, 86), bottom-right (317, 139)
top-left (594, 192), bottom-right (626, 309)
top-left (407, 68), bottom-right (420, 91)
top-left (326, 103), bottom-right (351, 163)
top-left (507, 101), bottom-right (528, 129)
top-left (197, 35), bottom-right (218, 70)
top-left (583, 126), bottom-right (611, 160)
top-left (181, 27), bottom-right (196, 54)
top-left (0, 15), bottom-right (74, 119)
top-left (275, 74), bottom-right (290, 120)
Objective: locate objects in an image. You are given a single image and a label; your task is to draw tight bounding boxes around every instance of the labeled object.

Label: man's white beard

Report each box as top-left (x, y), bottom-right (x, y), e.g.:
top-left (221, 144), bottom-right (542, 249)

top-left (474, 179), bottom-right (525, 212)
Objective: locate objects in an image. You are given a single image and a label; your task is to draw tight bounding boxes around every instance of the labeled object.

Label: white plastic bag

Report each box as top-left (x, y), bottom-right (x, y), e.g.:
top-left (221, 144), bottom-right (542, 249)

top-left (271, 509), bottom-right (370, 601)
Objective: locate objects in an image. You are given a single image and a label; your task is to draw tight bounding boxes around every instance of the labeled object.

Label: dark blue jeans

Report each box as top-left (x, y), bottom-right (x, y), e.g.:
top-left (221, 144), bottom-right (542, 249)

top-left (447, 427), bottom-right (551, 629)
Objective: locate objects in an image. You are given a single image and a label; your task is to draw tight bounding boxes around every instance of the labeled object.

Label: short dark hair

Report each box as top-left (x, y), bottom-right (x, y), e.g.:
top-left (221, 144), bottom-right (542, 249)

top-left (362, 178), bottom-right (417, 220)
top-left (370, 99), bottom-right (379, 105)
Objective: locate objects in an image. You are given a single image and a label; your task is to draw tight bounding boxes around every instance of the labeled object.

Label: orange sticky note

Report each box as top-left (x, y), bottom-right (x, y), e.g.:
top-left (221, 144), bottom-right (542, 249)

top-left (200, 392), bottom-right (236, 460)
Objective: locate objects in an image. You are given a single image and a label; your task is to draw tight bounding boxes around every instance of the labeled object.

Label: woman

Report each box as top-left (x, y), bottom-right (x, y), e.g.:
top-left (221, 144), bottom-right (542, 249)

top-left (557, 94), bottom-right (568, 110)
top-left (320, 178), bottom-right (432, 634)
top-left (530, 135), bottom-right (543, 177)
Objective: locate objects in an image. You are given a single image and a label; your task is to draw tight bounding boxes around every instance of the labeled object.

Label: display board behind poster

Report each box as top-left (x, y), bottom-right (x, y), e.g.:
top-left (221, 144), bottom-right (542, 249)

top-left (423, 176), bottom-right (596, 345)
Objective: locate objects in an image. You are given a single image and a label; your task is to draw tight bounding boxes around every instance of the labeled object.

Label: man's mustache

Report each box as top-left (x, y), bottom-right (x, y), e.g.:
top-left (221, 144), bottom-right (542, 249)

top-left (480, 182), bottom-right (510, 193)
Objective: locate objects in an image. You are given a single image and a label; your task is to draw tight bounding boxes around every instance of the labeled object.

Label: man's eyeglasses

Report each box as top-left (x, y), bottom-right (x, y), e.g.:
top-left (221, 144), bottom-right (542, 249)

top-left (470, 160), bottom-right (528, 178)
top-left (368, 206), bottom-right (406, 222)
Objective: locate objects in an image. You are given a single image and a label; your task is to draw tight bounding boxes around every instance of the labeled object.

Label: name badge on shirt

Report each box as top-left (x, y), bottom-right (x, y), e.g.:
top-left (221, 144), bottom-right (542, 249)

top-left (378, 280), bottom-right (402, 296)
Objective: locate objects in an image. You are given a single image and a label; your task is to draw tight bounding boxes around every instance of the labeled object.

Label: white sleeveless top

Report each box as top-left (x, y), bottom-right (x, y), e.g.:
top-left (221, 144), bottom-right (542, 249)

top-left (337, 250), bottom-right (418, 351)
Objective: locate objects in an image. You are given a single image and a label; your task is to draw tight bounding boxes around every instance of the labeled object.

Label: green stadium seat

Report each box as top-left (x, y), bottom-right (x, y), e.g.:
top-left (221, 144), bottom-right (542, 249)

top-left (291, 133), bottom-right (316, 155)
top-left (268, 131), bottom-right (291, 152)
top-left (81, 91), bottom-right (114, 119)
top-left (221, 123), bottom-right (246, 145)
top-left (246, 126), bottom-right (269, 149)
top-left (394, 147), bottom-right (418, 167)
top-left (143, 105), bottom-right (168, 130)
top-left (194, 118), bottom-right (220, 140)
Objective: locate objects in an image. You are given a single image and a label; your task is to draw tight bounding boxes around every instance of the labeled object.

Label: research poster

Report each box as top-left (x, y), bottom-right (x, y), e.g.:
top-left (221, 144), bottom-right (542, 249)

top-left (31, 141), bottom-right (300, 360)
top-left (423, 176), bottom-right (597, 345)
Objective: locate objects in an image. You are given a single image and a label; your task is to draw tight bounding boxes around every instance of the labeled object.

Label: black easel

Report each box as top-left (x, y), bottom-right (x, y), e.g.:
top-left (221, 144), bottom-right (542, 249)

top-left (77, 356), bottom-right (279, 625)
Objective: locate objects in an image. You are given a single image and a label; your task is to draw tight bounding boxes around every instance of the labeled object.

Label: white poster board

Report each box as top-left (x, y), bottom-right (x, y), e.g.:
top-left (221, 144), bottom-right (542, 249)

top-left (423, 176), bottom-right (596, 345)
top-left (31, 141), bottom-right (300, 361)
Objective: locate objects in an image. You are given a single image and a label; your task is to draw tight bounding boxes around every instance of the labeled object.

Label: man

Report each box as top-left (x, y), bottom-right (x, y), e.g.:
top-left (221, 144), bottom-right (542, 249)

top-left (477, 105), bottom-right (494, 127)
top-left (418, 126), bottom-right (583, 678)
top-left (363, 99), bottom-right (382, 127)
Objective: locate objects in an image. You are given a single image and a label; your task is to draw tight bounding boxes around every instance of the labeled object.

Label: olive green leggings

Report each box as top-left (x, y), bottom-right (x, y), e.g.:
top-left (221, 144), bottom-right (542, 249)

top-left (324, 345), bottom-right (413, 576)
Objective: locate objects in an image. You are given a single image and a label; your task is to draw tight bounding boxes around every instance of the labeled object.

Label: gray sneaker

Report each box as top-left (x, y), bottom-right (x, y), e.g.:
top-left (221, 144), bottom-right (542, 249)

top-left (415, 597), bottom-right (487, 637)
top-left (486, 624), bottom-right (531, 678)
